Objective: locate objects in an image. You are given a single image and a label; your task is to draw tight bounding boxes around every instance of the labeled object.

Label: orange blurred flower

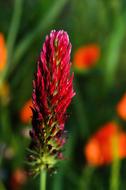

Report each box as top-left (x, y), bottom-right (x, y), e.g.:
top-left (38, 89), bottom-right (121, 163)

top-left (10, 168), bottom-right (27, 190)
top-left (73, 44), bottom-right (100, 70)
top-left (20, 99), bottom-right (32, 124)
top-left (116, 93), bottom-right (126, 120)
top-left (0, 33), bottom-right (7, 72)
top-left (85, 122), bottom-right (126, 166)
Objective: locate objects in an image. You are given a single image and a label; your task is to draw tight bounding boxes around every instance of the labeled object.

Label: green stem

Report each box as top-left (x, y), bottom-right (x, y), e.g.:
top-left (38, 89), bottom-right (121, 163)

top-left (40, 170), bottom-right (47, 190)
top-left (110, 137), bottom-right (120, 190)
top-left (104, 14), bottom-right (126, 90)
top-left (2, 0), bottom-right (23, 82)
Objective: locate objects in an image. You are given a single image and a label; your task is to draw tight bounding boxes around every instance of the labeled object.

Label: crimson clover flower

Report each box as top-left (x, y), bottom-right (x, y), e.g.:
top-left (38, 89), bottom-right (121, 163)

top-left (28, 30), bottom-right (75, 175)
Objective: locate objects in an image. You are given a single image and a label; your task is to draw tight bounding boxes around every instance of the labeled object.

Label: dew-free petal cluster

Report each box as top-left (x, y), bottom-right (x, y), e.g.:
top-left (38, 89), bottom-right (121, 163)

top-left (28, 30), bottom-right (75, 174)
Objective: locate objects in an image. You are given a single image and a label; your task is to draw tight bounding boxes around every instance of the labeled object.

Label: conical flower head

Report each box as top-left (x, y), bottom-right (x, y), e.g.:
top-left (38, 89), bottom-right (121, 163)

top-left (28, 30), bottom-right (75, 174)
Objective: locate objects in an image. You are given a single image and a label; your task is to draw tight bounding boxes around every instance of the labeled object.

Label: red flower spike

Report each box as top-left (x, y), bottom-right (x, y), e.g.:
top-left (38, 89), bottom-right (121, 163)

top-left (28, 30), bottom-right (75, 174)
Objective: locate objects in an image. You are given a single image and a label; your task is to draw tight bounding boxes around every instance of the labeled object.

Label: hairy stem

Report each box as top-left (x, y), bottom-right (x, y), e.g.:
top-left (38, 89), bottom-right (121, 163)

top-left (110, 136), bottom-right (120, 190)
top-left (40, 170), bottom-right (47, 190)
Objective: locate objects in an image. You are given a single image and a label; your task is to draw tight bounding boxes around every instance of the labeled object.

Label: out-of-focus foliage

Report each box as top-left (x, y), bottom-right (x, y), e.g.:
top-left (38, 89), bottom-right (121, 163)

top-left (1, 0), bottom-right (126, 189)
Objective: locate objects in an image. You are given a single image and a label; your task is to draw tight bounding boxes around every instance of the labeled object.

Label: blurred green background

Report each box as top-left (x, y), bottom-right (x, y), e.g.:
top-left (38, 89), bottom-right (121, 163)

top-left (1, 0), bottom-right (126, 189)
